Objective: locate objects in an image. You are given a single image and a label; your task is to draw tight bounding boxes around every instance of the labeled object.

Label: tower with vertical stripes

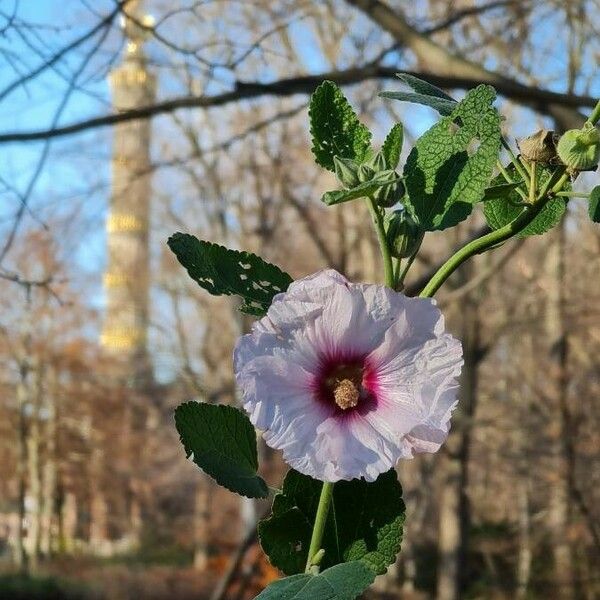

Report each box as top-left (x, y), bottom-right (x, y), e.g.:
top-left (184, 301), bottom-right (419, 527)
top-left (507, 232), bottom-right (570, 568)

top-left (101, 1), bottom-right (155, 382)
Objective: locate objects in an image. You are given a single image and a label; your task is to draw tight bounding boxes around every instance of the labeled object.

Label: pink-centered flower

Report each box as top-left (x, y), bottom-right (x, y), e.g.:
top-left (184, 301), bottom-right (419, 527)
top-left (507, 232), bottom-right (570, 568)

top-left (234, 270), bottom-right (463, 482)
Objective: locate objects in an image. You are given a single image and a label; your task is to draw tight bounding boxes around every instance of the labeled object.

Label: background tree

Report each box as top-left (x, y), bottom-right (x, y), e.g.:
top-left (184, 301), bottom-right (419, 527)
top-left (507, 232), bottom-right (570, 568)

top-left (0, 1), bottom-right (598, 598)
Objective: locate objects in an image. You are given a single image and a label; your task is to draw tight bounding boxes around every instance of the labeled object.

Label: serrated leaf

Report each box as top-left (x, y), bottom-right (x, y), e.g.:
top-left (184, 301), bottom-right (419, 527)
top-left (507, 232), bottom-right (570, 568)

top-left (254, 561), bottom-right (376, 600)
top-left (320, 174), bottom-right (399, 206)
top-left (483, 166), bottom-right (568, 237)
top-left (403, 85), bottom-right (502, 231)
top-left (380, 75), bottom-right (457, 115)
top-left (380, 91), bottom-right (457, 116)
top-left (175, 402), bottom-right (268, 499)
top-left (309, 81), bottom-right (372, 172)
top-left (380, 73), bottom-right (457, 115)
top-left (167, 233), bottom-right (293, 316)
top-left (259, 469), bottom-right (405, 576)
top-left (381, 123), bottom-right (404, 169)
top-left (482, 181), bottom-right (524, 201)
top-left (589, 186), bottom-right (600, 223)
top-left (396, 73), bottom-right (456, 101)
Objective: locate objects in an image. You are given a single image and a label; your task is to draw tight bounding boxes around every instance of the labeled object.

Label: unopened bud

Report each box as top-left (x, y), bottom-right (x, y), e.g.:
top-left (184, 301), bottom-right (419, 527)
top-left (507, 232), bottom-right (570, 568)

top-left (557, 124), bottom-right (600, 171)
top-left (517, 129), bottom-right (557, 163)
top-left (364, 151), bottom-right (388, 173)
top-left (357, 163), bottom-right (375, 183)
top-left (373, 170), bottom-right (405, 208)
top-left (385, 210), bottom-right (423, 258)
top-left (333, 156), bottom-right (360, 189)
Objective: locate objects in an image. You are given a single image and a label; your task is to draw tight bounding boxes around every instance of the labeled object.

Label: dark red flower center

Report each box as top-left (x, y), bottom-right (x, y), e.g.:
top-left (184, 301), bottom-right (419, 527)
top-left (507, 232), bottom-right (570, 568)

top-left (314, 356), bottom-right (377, 413)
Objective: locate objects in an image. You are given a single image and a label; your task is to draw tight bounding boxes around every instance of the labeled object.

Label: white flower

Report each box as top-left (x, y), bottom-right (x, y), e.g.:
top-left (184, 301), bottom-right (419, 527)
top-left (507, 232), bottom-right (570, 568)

top-left (234, 270), bottom-right (463, 482)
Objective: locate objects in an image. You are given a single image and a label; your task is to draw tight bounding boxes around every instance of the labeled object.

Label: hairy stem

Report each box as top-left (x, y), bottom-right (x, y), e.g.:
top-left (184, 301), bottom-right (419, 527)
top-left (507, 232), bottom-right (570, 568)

top-left (496, 159), bottom-right (528, 201)
top-left (501, 137), bottom-right (529, 184)
top-left (396, 243), bottom-right (421, 290)
top-left (529, 162), bottom-right (537, 204)
top-left (366, 197), bottom-right (395, 288)
top-left (305, 481), bottom-right (334, 573)
top-left (586, 98), bottom-right (600, 126)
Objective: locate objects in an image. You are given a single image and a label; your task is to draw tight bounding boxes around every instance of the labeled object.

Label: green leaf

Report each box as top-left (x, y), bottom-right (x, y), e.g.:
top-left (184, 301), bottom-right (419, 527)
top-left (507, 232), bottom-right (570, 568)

top-left (380, 74), bottom-right (457, 116)
top-left (483, 166), bottom-right (568, 237)
top-left (254, 561), bottom-right (376, 600)
top-left (403, 85), bottom-right (502, 231)
top-left (381, 123), bottom-right (404, 169)
top-left (167, 233), bottom-right (293, 316)
top-left (174, 402), bottom-right (268, 499)
top-left (396, 73), bottom-right (456, 101)
top-left (259, 469), bottom-right (405, 576)
top-left (482, 181), bottom-right (524, 201)
top-left (589, 186), bottom-right (600, 223)
top-left (309, 81), bottom-right (372, 172)
top-left (320, 174), bottom-right (399, 206)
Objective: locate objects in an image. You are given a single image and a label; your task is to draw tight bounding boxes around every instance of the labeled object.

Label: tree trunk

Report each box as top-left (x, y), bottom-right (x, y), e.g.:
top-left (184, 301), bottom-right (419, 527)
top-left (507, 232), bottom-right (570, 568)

top-left (436, 454), bottom-right (462, 600)
top-left (436, 261), bottom-right (481, 600)
top-left (14, 291), bottom-right (34, 571)
top-left (39, 368), bottom-right (58, 557)
top-left (25, 363), bottom-right (43, 570)
top-left (516, 479), bottom-right (531, 600)
top-left (399, 458), bottom-right (427, 595)
top-left (15, 361), bottom-right (28, 571)
top-left (194, 479), bottom-right (211, 570)
top-left (89, 438), bottom-right (109, 554)
top-left (58, 491), bottom-right (78, 554)
top-left (544, 226), bottom-right (574, 600)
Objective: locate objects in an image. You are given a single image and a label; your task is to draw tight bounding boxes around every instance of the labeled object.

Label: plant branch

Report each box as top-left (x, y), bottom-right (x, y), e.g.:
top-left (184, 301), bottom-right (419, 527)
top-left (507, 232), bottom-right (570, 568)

top-left (419, 173), bottom-right (570, 298)
top-left (366, 197), bottom-right (394, 288)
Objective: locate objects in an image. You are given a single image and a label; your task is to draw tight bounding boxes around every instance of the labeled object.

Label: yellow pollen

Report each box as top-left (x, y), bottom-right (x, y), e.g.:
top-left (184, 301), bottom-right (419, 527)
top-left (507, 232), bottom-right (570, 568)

top-left (333, 378), bottom-right (360, 410)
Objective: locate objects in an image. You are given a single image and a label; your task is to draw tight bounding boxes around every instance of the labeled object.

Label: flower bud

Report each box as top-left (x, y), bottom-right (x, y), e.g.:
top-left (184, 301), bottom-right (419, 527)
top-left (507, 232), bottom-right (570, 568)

top-left (385, 209), bottom-right (423, 258)
top-left (333, 156), bottom-right (360, 189)
top-left (373, 170), bottom-right (405, 208)
top-left (364, 150), bottom-right (388, 173)
top-left (357, 163), bottom-right (375, 183)
top-left (517, 129), bottom-right (557, 163)
top-left (557, 124), bottom-right (600, 171)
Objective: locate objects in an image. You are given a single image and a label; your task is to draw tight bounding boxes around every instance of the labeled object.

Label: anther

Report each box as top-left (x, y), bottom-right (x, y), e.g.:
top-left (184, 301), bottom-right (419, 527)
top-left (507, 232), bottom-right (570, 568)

top-left (333, 378), bottom-right (360, 410)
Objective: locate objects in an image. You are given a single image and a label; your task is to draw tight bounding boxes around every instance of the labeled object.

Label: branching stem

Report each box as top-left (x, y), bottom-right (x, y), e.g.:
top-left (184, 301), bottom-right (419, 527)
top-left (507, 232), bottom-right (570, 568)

top-left (419, 172), bottom-right (570, 298)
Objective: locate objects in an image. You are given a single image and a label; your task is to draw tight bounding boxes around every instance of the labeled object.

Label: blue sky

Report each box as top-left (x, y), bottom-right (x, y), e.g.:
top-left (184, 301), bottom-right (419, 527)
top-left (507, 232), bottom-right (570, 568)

top-left (0, 0), bottom-right (598, 346)
top-left (0, 2), bottom-right (115, 290)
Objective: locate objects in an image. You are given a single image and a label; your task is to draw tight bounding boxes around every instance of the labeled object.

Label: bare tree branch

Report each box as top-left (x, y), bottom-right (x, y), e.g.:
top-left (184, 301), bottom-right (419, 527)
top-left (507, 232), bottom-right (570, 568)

top-left (0, 0), bottom-right (126, 103)
top-left (423, 0), bottom-right (526, 35)
top-left (0, 67), bottom-right (595, 144)
top-left (0, 15), bottom-right (114, 264)
top-left (343, 0), bottom-right (588, 129)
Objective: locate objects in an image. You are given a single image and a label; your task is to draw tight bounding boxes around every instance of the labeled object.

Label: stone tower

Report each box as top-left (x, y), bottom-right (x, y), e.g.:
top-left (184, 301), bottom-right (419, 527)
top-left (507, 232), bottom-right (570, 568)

top-left (101, 1), bottom-right (155, 382)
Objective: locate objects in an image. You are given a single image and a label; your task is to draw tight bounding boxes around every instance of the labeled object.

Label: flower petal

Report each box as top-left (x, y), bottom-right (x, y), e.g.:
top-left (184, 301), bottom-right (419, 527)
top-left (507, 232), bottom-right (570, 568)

top-left (233, 269), bottom-right (463, 482)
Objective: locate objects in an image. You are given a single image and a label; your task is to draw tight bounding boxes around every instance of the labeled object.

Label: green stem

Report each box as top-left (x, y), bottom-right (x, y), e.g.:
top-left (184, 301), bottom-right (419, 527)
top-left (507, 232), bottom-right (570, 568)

top-left (305, 481), bottom-right (334, 573)
top-left (396, 238), bottom-right (423, 290)
top-left (501, 137), bottom-right (529, 184)
top-left (528, 161), bottom-right (537, 204)
top-left (496, 159), bottom-right (528, 201)
top-left (586, 99), bottom-right (600, 126)
top-left (537, 165), bottom-right (566, 199)
top-left (419, 172), bottom-right (570, 299)
top-left (555, 191), bottom-right (589, 198)
top-left (366, 197), bottom-right (395, 288)
top-left (392, 257), bottom-right (402, 287)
